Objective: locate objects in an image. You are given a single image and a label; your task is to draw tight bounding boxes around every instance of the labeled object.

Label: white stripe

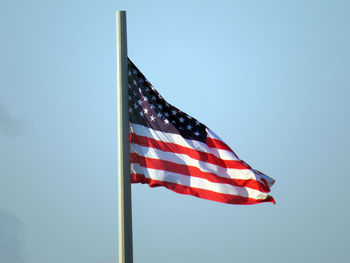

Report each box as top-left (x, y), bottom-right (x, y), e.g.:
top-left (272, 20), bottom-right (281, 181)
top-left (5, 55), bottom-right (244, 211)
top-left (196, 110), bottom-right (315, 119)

top-left (131, 163), bottom-right (269, 200)
top-left (130, 143), bottom-right (263, 182)
top-left (130, 123), bottom-right (239, 161)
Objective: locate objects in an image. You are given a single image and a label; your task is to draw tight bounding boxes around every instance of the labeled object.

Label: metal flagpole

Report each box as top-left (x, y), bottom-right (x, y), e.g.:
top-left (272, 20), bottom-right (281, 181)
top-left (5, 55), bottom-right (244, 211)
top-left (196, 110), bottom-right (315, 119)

top-left (116, 10), bottom-right (133, 263)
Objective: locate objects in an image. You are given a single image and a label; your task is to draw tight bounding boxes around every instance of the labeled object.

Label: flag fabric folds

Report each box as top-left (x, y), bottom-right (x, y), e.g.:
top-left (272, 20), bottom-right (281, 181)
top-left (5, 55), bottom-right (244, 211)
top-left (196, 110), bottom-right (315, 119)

top-left (128, 59), bottom-right (275, 205)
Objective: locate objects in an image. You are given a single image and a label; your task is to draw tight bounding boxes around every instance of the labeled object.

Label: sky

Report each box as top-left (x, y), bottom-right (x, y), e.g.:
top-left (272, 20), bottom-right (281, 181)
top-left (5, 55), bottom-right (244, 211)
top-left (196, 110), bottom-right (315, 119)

top-left (1, 0), bottom-right (350, 262)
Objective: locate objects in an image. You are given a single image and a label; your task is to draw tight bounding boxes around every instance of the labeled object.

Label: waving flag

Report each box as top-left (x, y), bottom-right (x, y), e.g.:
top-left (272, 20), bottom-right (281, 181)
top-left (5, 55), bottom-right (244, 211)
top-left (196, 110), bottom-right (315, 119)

top-left (128, 59), bottom-right (275, 205)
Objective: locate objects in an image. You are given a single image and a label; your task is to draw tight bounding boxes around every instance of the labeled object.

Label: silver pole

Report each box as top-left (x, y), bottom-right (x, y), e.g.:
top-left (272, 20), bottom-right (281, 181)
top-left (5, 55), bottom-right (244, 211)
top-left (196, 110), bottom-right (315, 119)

top-left (116, 10), bottom-right (133, 263)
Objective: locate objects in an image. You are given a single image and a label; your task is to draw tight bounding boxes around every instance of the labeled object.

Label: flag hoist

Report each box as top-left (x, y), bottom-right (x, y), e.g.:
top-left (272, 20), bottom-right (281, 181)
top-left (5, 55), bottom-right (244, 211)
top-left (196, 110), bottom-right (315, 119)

top-left (116, 9), bottom-right (275, 263)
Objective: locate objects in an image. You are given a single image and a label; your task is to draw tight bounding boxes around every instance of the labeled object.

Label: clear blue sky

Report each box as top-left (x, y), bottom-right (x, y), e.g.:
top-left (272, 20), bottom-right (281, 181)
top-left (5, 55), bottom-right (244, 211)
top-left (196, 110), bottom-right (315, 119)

top-left (1, 1), bottom-right (349, 263)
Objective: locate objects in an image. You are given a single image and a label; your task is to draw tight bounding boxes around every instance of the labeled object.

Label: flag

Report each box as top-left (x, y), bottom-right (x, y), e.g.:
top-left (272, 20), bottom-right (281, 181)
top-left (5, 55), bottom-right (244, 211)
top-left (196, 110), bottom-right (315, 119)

top-left (128, 59), bottom-right (275, 205)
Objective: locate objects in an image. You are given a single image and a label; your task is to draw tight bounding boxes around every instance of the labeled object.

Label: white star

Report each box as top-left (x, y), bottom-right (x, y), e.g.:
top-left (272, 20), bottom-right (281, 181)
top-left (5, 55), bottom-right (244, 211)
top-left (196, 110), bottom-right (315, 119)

top-left (157, 112), bottom-right (162, 118)
top-left (152, 95), bottom-right (156, 100)
top-left (179, 117), bottom-right (184, 123)
top-left (143, 108), bottom-right (149, 114)
top-left (128, 95), bottom-right (132, 100)
top-left (150, 104), bottom-right (155, 109)
top-left (138, 99), bottom-right (142, 105)
top-left (143, 96), bottom-right (148, 102)
top-left (134, 103), bottom-right (138, 109)
top-left (129, 107), bottom-right (133, 113)
top-left (164, 119), bottom-right (169, 125)
top-left (145, 87), bottom-right (150, 92)
top-left (187, 124), bottom-right (192, 130)
top-left (164, 112), bottom-right (169, 117)
top-left (133, 80), bottom-right (137, 85)
top-left (194, 131), bottom-right (200, 136)
top-left (150, 115), bottom-right (155, 121)
top-left (195, 120), bottom-right (200, 126)
top-left (187, 115), bottom-right (192, 119)
top-left (172, 110), bottom-right (177, 116)
top-left (128, 71), bottom-right (132, 76)
top-left (139, 111), bottom-right (144, 117)
top-left (138, 88), bottom-right (142, 93)
top-left (158, 104), bottom-right (163, 109)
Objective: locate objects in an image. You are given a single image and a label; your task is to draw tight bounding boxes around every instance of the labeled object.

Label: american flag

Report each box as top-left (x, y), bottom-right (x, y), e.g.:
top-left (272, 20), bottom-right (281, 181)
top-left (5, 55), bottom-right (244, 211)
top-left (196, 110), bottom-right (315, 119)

top-left (128, 59), bottom-right (275, 205)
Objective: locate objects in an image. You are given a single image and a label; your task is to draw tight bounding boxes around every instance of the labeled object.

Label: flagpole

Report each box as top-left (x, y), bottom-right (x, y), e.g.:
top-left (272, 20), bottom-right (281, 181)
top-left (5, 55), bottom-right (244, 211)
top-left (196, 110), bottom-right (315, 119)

top-left (116, 10), bottom-right (133, 263)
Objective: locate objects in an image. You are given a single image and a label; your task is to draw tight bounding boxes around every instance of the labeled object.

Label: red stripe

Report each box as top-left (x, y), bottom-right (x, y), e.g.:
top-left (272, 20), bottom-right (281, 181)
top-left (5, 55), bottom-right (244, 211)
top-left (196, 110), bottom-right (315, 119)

top-left (130, 153), bottom-right (270, 192)
top-left (131, 173), bottom-right (275, 205)
top-left (130, 133), bottom-right (249, 169)
top-left (206, 137), bottom-right (247, 164)
top-left (206, 137), bottom-right (234, 152)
